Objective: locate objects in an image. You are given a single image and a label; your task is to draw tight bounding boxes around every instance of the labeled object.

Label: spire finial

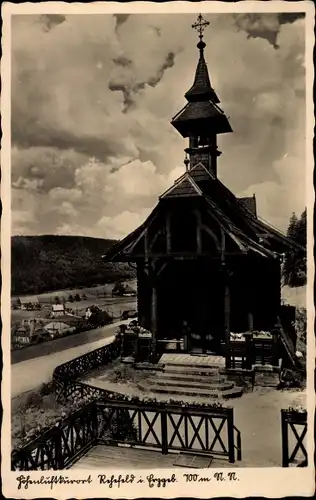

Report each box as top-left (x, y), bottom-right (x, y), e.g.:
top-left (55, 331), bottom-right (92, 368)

top-left (192, 13), bottom-right (209, 48)
top-left (184, 152), bottom-right (190, 171)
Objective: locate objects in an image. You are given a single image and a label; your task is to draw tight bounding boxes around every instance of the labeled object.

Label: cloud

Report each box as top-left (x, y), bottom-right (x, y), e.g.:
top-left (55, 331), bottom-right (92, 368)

top-left (11, 14), bottom-right (306, 239)
top-left (96, 209), bottom-right (152, 240)
top-left (39, 14), bottom-right (66, 32)
top-left (233, 13), bottom-right (305, 48)
top-left (109, 51), bottom-right (176, 112)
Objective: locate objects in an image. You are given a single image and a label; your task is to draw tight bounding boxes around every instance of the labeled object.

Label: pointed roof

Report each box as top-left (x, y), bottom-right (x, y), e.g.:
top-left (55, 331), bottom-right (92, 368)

top-left (171, 33), bottom-right (232, 137)
top-left (160, 172), bottom-right (203, 199)
top-left (189, 162), bottom-right (216, 182)
top-left (185, 41), bottom-right (220, 103)
top-left (102, 165), bottom-right (303, 263)
top-left (172, 100), bottom-right (232, 137)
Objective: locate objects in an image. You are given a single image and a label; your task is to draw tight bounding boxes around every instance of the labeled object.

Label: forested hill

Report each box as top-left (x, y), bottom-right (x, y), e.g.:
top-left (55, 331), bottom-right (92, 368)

top-left (11, 235), bottom-right (136, 296)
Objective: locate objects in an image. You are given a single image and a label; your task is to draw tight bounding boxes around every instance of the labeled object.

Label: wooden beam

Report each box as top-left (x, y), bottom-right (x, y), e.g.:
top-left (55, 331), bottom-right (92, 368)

top-left (119, 251), bottom-right (248, 260)
top-left (201, 224), bottom-right (221, 251)
top-left (144, 229), bottom-right (149, 265)
top-left (224, 277), bottom-right (230, 344)
top-left (220, 228), bottom-right (226, 263)
top-left (151, 283), bottom-right (158, 363)
top-left (247, 312), bottom-right (254, 332)
top-left (195, 210), bottom-right (202, 254)
top-left (149, 228), bottom-right (166, 252)
top-left (166, 213), bottom-right (171, 253)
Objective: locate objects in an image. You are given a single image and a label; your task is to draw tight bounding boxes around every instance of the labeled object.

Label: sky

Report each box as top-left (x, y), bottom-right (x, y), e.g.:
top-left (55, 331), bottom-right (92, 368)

top-left (11, 12), bottom-right (306, 239)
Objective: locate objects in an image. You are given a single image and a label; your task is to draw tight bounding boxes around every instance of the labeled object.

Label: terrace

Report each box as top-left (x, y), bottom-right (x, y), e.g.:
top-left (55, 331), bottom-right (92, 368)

top-left (11, 338), bottom-right (308, 471)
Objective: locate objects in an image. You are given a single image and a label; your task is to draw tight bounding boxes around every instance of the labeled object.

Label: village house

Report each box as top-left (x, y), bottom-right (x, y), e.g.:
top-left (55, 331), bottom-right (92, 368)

top-left (51, 303), bottom-right (66, 317)
top-left (18, 299), bottom-right (41, 311)
top-left (45, 321), bottom-right (76, 339)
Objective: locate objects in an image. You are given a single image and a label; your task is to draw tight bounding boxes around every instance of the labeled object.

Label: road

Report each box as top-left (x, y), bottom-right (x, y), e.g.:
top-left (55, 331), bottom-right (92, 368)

top-left (11, 319), bottom-right (126, 364)
top-left (11, 321), bottom-right (128, 398)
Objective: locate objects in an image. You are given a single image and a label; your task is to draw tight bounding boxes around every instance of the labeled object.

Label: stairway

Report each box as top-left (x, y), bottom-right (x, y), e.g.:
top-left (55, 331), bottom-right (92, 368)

top-left (138, 362), bottom-right (244, 400)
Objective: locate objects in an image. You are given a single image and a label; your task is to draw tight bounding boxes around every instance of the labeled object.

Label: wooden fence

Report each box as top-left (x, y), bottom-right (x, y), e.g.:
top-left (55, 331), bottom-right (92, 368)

top-left (12, 402), bottom-right (98, 470)
top-left (12, 399), bottom-right (242, 470)
top-left (53, 339), bottom-right (121, 402)
top-left (225, 336), bottom-right (279, 370)
top-left (281, 409), bottom-right (308, 467)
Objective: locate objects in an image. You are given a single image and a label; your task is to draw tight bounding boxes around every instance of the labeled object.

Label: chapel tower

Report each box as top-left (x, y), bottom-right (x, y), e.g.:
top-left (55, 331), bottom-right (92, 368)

top-left (171, 14), bottom-right (232, 178)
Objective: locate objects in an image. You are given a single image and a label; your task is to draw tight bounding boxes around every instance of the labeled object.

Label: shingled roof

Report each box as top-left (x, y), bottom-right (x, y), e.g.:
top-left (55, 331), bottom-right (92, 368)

top-left (185, 46), bottom-right (220, 103)
top-left (237, 196), bottom-right (257, 217)
top-left (103, 166), bottom-right (302, 262)
top-left (160, 172), bottom-right (203, 199)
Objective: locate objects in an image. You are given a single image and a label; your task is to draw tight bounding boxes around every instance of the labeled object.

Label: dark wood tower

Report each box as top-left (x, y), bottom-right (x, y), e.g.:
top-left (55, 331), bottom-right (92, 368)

top-left (103, 15), bottom-right (302, 362)
top-left (171, 14), bottom-right (232, 178)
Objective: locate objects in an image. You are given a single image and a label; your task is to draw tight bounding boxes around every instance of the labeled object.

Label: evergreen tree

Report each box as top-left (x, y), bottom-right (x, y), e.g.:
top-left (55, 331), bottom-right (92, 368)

top-left (283, 209), bottom-right (307, 287)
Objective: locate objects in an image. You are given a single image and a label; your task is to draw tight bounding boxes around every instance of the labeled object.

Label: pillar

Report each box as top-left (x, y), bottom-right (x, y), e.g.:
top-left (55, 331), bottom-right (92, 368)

top-left (247, 312), bottom-right (254, 332)
top-left (224, 278), bottom-right (231, 343)
top-left (150, 283), bottom-right (158, 363)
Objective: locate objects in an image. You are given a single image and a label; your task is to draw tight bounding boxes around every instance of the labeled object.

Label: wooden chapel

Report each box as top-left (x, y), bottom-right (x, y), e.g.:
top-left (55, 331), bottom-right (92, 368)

top-left (103, 15), bottom-right (301, 361)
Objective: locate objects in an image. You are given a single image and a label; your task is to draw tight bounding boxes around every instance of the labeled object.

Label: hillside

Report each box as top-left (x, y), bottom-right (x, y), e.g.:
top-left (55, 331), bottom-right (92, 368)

top-left (11, 235), bottom-right (135, 296)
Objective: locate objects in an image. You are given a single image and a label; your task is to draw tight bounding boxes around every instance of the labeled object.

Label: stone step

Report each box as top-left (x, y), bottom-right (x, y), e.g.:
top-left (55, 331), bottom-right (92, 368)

top-left (164, 365), bottom-right (222, 377)
top-left (142, 385), bottom-right (221, 398)
top-left (164, 359), bottom-right (224, 370)
top-left (221, 387), bottom-right (244, 399)
top-left (138, 383), bottom-right (243, 399)
top-left (157, 372), bottom-right (227, 384)
top-left (150, 378), bottom-right (235, 391)
top-left (254, 373), bottom-right (280, 387)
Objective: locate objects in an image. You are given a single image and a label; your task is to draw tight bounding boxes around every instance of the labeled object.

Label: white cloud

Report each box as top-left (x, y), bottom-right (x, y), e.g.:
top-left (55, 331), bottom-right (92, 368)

top-left (11, 14), bottom-right (306, 238)
top-left (96, 208), bottom-right (152, 240)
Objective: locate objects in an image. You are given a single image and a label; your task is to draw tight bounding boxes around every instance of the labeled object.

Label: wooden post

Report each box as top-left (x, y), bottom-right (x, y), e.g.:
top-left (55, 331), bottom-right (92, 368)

top-left (151, 281), bottom-right (158, 363)
top-left (161, 410), bottom-right (168, 455)
top-left (247, 312), bottom-right (254, 332)
top-left (220, 229), bottom-right (230, 345)
top-left (224, 279), bottom-right (230, 344)
top-left (166, 214), bottom-right (171, 253)
top-left (227, 408), bottom-right (235, 463)
top-left (281, 410), bottom-right (289, 467)
top-left (195, 210), bottom-right (202, 254)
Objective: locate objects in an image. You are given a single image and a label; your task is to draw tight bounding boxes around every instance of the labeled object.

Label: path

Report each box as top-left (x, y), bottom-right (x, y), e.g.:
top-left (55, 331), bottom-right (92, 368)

top-left (11, 319), bottom-right (127, 364)
top-left (11, 320), bottom-right (129, 398)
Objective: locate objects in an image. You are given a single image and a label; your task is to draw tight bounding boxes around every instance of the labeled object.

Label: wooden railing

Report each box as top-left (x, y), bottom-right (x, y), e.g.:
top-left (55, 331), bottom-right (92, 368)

top-left (281, 409), bottom-right (307, 467)
top-left (53, 339), bottom-right (121, 402)
top-left (12, 399), bottom-right (242, 470)
top-left (12, 402), bottom-right (98, 470)
top-left (225, 336), bottom-right (279, 370)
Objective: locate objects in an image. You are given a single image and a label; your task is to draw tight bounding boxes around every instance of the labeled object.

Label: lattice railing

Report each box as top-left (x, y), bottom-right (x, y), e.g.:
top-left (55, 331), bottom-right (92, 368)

top-left (12, 402), bottom-right (98, 471)
top-left (53, 339), bottom-right (121, 402)
top-left (96, 400), bottom-right (241, 463)
top-left (12, 398), bottom-right (242, 470)
top-left (281, 409), bottom-right (307, 467)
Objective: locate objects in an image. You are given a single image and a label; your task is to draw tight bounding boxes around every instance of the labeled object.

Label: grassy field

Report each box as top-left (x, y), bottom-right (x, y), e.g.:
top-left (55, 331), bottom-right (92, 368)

top-left (11, 280), bottom-right (137, 327)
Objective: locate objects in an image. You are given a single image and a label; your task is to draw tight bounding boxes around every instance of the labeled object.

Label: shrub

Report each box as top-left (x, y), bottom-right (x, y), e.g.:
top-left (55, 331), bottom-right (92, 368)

top-left (25, 391), bottom-right (43, 408)
top-left (109, 408), bottom-right (138, 441)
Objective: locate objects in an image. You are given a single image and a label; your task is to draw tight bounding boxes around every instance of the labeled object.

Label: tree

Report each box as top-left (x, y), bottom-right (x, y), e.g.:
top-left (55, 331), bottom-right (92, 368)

top-left (16, 298), bottom-right (21, 308)
top-left (74, 293), bottom-right (81, 302)
top-left (283, 209), bottom-right (307, 287)
top-left (54, 296), bottom-right (61, 304)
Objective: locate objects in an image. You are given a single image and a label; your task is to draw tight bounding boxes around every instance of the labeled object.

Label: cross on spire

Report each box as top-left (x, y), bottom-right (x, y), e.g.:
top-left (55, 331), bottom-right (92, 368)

top-left (192, 14), bottom-right (210, 41)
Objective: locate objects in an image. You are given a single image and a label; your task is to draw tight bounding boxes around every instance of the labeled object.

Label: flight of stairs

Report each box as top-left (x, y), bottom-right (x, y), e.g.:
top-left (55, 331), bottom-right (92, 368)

top-left (138, 362), bottom-right (244, 400)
